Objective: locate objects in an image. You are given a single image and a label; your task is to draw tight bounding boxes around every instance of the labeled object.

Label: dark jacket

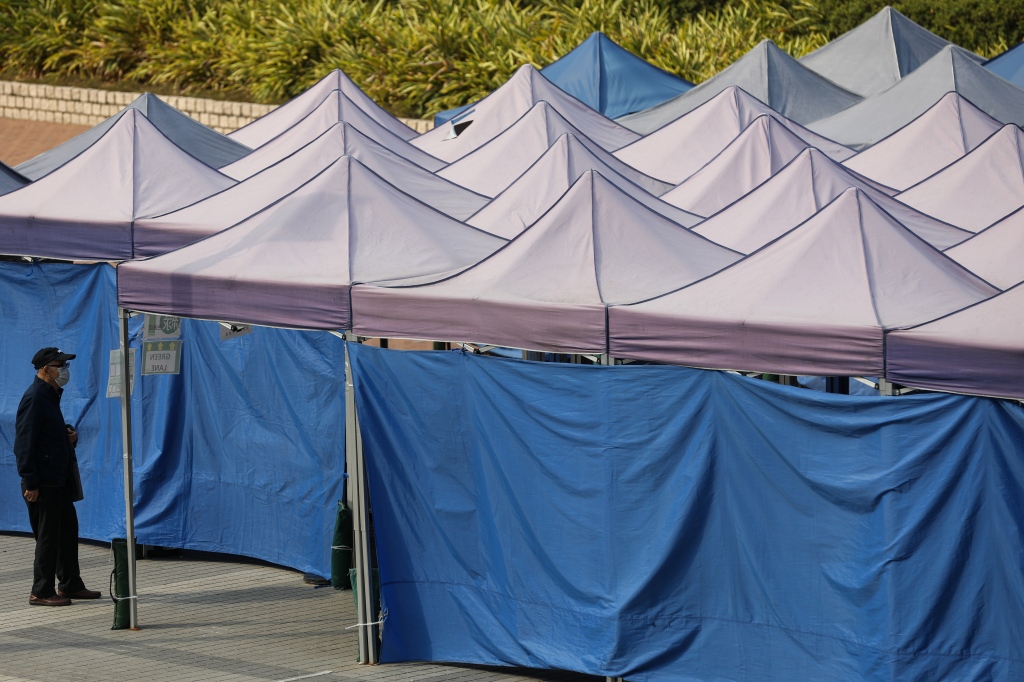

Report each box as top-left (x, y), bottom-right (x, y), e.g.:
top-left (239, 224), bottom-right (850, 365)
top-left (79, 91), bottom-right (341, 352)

top-left (14, 377), bottom-right (75, 490)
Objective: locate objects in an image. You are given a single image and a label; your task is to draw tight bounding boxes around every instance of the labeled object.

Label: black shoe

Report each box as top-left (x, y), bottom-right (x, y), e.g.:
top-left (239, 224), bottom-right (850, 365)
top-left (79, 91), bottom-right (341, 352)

top-left (58, 588), bottom-right (101, 600)
top-left (30, 593), bottom-right (72, 606)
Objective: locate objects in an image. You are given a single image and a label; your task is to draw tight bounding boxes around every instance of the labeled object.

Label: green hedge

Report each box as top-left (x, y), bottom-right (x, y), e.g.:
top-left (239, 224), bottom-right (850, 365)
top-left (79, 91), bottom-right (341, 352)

top-left (0, 0), bottom-right (1019, 119)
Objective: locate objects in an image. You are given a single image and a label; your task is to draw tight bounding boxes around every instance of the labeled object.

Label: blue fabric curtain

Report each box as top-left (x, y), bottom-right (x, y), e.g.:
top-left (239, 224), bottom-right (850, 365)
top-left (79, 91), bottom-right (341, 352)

top-left (351, 344), bottom-right (1024, 681)
top-left (0, 262), bottom-right (346, 576)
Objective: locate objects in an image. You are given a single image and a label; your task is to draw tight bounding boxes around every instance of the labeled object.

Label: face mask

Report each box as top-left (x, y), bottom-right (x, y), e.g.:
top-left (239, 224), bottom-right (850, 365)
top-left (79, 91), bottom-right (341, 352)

top-left (55, 366), bottom-right (70, 387)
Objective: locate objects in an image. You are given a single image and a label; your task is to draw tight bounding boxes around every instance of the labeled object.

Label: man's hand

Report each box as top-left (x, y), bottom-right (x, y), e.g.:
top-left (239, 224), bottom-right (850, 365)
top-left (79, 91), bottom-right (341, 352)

top-left (66, 426), bottom-right (78, 447)
top-left (23, 489), bottom-right (39, 503)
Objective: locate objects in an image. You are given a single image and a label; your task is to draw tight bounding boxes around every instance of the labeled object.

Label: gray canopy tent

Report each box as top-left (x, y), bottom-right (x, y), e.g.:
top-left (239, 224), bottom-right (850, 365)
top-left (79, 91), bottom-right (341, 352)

top-left (799, 6), bottom-right (981, 97)
top-left (617, 40), bottom-right (862, 134)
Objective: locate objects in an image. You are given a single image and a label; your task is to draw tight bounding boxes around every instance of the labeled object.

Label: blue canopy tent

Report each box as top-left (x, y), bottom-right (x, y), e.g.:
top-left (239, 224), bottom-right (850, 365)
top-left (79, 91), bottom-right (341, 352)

top-left (985, 41), bottom-right (1024, 88)
top-left (433, 32), bottom-right (692, 125)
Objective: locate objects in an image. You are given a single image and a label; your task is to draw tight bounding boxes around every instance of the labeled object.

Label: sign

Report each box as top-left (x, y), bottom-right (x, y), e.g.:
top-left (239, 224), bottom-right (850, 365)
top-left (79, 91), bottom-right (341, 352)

top-left (219, 322), bottom-right (253, 342)
top-left (106, 348), bottom-right (136, 398)
top-left (144, 314), bottom-right (181, 340)
top-left (142, 340), bottom-right (183, 375)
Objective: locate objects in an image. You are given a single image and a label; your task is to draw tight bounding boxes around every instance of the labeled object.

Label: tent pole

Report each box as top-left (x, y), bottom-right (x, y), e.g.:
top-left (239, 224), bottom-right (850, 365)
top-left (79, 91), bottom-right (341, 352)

top-left (117, 308), bottom-right (139, 629)
top-left (878, 377), bottom-right (895, 396)
top-left (344, 334), bottom-right (378, 663)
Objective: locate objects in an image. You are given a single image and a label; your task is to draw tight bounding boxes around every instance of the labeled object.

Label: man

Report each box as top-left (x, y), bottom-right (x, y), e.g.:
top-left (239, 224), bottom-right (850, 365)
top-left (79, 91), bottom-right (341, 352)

top-left (15, 347), bottom-right (101, 606)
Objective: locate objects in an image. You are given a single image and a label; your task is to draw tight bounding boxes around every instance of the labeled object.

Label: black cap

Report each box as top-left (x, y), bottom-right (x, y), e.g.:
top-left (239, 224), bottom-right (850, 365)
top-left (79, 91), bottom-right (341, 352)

top-left (32, 347), bottom-right (76, 370)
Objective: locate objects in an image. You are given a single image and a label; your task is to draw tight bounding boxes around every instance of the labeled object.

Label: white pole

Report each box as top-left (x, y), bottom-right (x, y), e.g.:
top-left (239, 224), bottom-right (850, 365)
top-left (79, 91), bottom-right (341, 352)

top-left (117, 308), bottom-right (139, 629)
top-left (344, 333), bottom-right (378, 663)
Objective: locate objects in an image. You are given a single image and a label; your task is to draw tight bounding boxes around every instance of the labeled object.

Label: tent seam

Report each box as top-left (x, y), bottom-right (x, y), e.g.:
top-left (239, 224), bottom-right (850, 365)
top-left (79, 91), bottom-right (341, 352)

top-left (589, 172), bottom-right (606, 306)
top-left (954, 93), bottom-right (969, 153)
top-left (888, 9), bottom-right (902, 81)
top-left (855, 191), bottom-right (885, 330)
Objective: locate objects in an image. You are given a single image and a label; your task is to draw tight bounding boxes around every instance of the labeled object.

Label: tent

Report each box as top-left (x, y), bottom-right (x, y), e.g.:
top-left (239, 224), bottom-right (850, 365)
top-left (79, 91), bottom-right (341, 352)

top-left (614, 85), bottom-right (852, 184)
top-left (842, 92), bottom-right (1002, 191)
top-left (228, 69), bottom-right (417, 147)
top-left (536, 32), bottom-right (693, 119)
top-left (809, 45), bottom-right (1024, 149)
top-left (885, 280), bottom-right (1024, 399)
top-left (0, 162), bottom-right (28, 196)
top-left (133, 122), bottom-right (489, 256)
top-left (14, 93), bottom-right (250, 180)
top-left (412, 65), bottom-right (639, 163)
top-left (0, 109), bottom-right (234, 261)
top-left (800, 6), bottom-right (979, 97)
top-left (117, 154), bottom-right (504, 653)
top-left (351, 171), bottom-right (740, 353)
top-left (352, 339), bottom-right (1024, 680)
top-left (224, 120), bottom-right (481, 218)
top-left (984, 41), bottom-right (1024, 89)
top-left (659, 115), bottom-right (814, 217)
top-left (609, 188), bottom-right (998, 376)
top-left (220, 89), bottom-right (444, 179)
top-left (617, 40), bottom-right (862, 134)
top-left (117, 155), bottom-right (506, 330)
top-left (466, 133), bottom-right (700, 239)
top-left (436, 101), bottom-right (671, 198)
top-left (944, 207), bottom-right (1024, 288)
top-left (897, 123), bottom-right (1024, 232)
top-left (435, 32), bottom-right (694, 125)
top-left (693, 148), bottom-right (970, 253)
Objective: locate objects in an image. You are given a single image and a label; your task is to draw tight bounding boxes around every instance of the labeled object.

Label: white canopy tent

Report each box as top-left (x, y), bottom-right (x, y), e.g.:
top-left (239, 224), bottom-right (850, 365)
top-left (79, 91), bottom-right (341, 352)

top-left (221, 89), bottom-right (444, 178)
top-left (692, 148), bottom-right (970, 253)
top-left (944, 207), bottom-right (1024, 288)
top-left (133, 121), bottom-right (489, 256)
top-left (467, 133), bottom-right (700, 240)
top-left (897, 123), bottom-right (1024, 231)
top-left (885, 281), bottom-right (1024, 400)
top-left (437, 101), bottom-right (672, 198)
top-left (613, 85), bottom-right (853, 184)
top-left (659, 115), bottom-right (815, 217)
top-left (228, 69), bottom-right (417, 147)
top-left (842, 92), bottom-right (1002, 191)
top-left (412, 65), bottom-right (640, 163)
top-left (609, 188), bottom-right (998, 376)
top-left (351, 171), bottom-right (740, 353)
top-left (15, 93), bottom-right (250, 180)
top-left (0, 109), bottom-right (234, 261)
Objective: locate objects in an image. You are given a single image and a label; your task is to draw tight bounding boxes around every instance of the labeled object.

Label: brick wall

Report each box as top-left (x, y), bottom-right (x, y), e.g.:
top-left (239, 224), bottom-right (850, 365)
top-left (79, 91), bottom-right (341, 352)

top-left (0, 80), bottom-right (433, 134)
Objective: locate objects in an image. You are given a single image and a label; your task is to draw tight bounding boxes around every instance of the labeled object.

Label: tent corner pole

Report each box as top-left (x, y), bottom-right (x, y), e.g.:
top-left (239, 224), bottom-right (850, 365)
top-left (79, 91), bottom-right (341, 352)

top-left (344, 333), bottom-right (378, 664)
top-left (117, 307), bottom-right (139, 629)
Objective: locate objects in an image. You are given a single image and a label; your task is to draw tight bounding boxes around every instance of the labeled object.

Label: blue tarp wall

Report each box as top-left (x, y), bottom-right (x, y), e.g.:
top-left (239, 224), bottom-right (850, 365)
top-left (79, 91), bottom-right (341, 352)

top-left (0, 261), bottom-right (345, 576)
top-left (351, 344), bottom-right (1024, 682)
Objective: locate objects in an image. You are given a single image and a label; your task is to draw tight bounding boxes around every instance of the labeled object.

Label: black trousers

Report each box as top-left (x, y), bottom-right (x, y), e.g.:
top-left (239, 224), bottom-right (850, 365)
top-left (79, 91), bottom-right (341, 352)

top-left (24, 486), bottom-right (85, 597)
